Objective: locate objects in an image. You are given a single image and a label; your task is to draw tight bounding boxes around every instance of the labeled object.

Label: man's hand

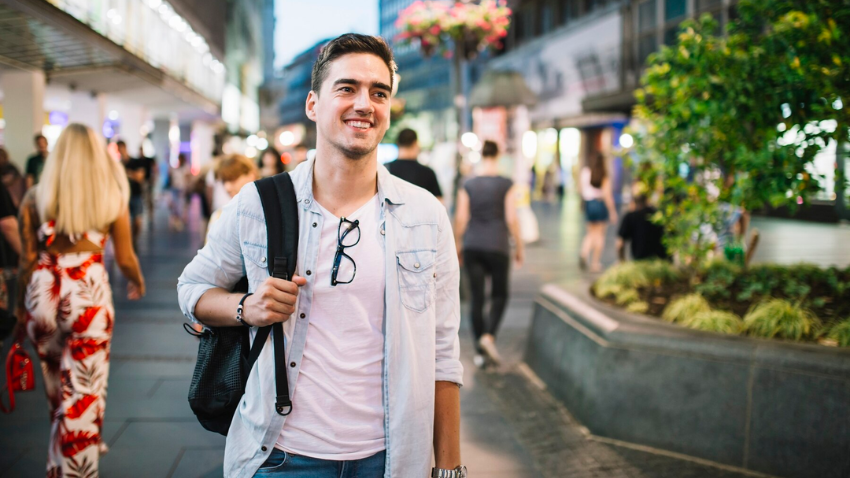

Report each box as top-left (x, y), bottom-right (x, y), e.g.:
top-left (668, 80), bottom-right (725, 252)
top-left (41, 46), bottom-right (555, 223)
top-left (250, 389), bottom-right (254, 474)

top-left (242, 275), bottom-right (307, 327)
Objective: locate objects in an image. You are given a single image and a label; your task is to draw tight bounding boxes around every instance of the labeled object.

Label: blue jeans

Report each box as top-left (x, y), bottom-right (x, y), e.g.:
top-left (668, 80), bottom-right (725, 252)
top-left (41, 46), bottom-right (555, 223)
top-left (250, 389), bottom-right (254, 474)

top-left (255, 449), bottom-right (386, 477)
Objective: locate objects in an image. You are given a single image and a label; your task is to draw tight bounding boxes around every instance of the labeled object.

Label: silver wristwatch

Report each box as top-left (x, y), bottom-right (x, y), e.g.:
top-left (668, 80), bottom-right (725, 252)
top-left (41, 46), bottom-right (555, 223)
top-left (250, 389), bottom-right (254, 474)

top-left (431, 465), bottom-right (467, 478)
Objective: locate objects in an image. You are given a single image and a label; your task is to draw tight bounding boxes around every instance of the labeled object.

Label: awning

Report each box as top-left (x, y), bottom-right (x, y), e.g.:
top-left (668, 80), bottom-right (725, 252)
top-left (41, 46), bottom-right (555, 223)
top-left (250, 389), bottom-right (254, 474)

top-left (469, 70), bottom-right (537, 108)
top-left (0, 0), bottom-right (218, 116)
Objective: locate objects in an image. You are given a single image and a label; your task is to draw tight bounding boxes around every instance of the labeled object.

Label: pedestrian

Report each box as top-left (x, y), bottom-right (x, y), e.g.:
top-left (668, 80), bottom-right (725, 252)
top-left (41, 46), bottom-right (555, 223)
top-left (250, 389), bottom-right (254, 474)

top-left (206, 154), bottom-right (259, 235)
top-left (178, 33), bottom-right (465, 478)
top-left (385, 128), bottom-right (443, 200)
top-left (616, 183), bottom-right (668, 262)
top-left (454, 140), bottom-right (524, 369)
top-left (168, 153), bottom-right (191, 231)
top-left (25, 133), bottom-right (49, 189)
top-left (0, 146), bottom-right (25, 207)
top-left (258, 147), bottom-right (285, 178)
top-left (292, 144), bottom-right (309, 166)
top-left (0, 181), bottom-right (21, 348)
top-left (16, 123), bottom-right (145, 477)
top-left (579, 152), bottom-right (618, 272)
top-left (136, 145), bottom-right (158, 228)
top-left (118, 140), bottom-right (145, 244)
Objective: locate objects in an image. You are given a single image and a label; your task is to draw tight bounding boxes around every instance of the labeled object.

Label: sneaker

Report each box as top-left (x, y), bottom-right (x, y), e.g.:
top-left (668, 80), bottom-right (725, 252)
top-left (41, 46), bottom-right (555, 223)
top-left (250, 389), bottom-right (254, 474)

top-left (478, 334), bottom-right (502, 366)
top-left (473, 355), bottom-right (486, 369)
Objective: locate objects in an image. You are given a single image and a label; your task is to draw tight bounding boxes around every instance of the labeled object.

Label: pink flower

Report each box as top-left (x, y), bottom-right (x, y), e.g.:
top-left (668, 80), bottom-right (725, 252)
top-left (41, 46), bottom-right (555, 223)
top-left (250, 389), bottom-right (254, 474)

top-left (430, 25), bottom-right (441, 35)
top-left (498, 29), bottom-right (508, 38)
top-left (443, 50), bottom-right (454, 59)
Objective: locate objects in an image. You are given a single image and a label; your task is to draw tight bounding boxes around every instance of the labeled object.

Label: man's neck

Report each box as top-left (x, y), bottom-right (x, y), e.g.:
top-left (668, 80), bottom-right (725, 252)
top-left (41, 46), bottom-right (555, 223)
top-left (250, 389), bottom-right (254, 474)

top-left (312, 144), bottom-right (378, 218)
top-left (397, 148), bottom-right (417, 160)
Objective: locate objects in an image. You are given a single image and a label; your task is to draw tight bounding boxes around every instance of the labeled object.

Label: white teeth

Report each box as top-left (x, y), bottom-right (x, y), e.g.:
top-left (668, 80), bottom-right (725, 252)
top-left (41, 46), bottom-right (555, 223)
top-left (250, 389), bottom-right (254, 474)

top-left (347, 121), bottom-right (370, 129)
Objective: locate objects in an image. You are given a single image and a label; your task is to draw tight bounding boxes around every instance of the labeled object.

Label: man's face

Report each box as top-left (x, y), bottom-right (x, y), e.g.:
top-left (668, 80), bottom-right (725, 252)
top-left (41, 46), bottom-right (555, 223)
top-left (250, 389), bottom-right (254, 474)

top-left (36, 137), bottom-right (48, 154)
top-left (117, 144), bottom-right (128, 159)
top-left (224, 173), bottom-right (256, 198)
top-left (306, 53), bottom-right (392, 160)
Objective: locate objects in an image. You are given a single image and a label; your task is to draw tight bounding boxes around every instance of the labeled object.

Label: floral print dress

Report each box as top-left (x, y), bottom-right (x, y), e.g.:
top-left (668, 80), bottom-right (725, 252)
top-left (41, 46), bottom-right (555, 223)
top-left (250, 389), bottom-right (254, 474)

top-left (21, 216), bottom-right (113, 478)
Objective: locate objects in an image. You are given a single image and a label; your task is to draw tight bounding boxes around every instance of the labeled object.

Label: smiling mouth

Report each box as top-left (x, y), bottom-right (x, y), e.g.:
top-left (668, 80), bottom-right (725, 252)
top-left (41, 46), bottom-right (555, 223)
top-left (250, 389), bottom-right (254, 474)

top-left (345, 120), bottom-right (372, 131)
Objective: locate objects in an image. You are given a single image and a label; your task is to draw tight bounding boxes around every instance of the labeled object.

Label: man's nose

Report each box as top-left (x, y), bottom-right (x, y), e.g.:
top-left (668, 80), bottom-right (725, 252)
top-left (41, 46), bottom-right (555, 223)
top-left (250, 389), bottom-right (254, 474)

top-left (353, 90), bottom-right (374, 114)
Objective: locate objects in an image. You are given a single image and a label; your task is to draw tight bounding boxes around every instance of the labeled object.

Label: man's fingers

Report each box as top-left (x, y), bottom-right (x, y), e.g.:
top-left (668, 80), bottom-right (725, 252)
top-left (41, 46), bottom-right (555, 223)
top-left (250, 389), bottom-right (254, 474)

top-left (291, 275), bottom-right (307, 286)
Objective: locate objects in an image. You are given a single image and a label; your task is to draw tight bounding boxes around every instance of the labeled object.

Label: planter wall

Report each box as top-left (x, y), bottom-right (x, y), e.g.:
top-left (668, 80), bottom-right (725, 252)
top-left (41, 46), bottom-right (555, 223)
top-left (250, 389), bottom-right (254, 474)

top-left (525, 283), bottom-right (850, 478)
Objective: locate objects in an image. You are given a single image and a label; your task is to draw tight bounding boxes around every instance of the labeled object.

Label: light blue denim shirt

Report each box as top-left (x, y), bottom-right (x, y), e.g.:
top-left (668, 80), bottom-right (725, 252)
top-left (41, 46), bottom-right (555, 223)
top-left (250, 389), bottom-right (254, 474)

top-left (177, 157), bottom-right (463, 478)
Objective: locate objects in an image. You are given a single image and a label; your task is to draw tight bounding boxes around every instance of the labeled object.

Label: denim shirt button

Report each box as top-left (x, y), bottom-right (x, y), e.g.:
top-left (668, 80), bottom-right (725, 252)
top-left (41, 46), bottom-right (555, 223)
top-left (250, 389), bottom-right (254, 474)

top-left (261, 257), bottom-right (266, 263)
top-left (261, 446), bottom-right (267, 452)
top-left (380, 229), bottom-right (385, 236)
top-left (306, 270), bottom-right (312, 275)
top-left (290, 362), bottom-right (296, 367)
top-left (414, 262), bottom-right (420, 269)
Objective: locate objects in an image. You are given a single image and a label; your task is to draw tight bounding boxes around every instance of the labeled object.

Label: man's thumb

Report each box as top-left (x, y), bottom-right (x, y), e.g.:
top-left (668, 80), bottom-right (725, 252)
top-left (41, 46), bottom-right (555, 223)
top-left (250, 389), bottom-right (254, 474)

top-left (291, 275), bottom-right (308, 286)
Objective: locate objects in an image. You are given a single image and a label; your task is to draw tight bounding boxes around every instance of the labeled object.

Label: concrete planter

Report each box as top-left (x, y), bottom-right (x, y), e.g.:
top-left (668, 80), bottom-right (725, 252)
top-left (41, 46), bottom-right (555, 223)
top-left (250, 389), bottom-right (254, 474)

top-left (525, 282), bottom-right (850, 478)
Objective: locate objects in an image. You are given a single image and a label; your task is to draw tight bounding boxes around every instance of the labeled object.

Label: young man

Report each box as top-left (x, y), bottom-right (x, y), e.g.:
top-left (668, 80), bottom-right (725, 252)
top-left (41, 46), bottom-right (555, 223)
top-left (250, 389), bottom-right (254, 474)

top-left (616, 184), bottom-right (667, 262)
top-left (25, 134), bottom-right (49, 189)
top-left (178, 34), bottom-right (465, 478)
top-left (386, 128), bottom-right (443, 200)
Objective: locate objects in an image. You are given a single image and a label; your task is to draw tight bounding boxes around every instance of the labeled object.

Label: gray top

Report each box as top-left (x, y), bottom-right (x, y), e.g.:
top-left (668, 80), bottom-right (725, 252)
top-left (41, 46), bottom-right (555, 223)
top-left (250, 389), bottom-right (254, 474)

top-left (463, 175), bottom-right (513, 256)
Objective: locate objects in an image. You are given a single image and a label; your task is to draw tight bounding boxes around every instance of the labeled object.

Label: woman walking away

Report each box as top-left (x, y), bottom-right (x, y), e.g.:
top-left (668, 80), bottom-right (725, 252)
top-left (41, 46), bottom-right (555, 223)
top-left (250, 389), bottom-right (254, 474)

top-left (579, 152), bottom-right (618, 272)
top-left (455, 141), bottom-right (524, 368)
top-left (17, 123), bottom-right (145, 477)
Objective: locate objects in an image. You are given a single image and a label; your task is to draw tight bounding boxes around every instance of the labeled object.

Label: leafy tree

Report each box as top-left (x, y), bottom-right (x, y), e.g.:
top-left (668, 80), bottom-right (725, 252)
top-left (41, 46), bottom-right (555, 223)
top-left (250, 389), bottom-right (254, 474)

top-left (633, 0), bottom-right (850, 266)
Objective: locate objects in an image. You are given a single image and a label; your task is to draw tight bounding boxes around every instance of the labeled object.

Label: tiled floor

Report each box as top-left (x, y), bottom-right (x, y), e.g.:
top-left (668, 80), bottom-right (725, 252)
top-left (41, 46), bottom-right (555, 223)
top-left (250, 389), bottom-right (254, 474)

top-left (3, 194), bottom-right (842, 477)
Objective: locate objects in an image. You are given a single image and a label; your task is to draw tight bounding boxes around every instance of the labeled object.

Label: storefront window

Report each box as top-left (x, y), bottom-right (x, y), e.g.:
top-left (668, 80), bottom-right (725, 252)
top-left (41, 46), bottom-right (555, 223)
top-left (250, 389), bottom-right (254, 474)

top-left (638, 0), bottom-right (657, 32)
top-left (665, 0), bottom-right (687, 22)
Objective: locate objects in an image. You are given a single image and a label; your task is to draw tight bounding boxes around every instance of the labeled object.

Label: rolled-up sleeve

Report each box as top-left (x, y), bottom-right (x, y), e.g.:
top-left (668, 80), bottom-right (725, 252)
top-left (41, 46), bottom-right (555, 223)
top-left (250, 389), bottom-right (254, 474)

top-left (433, 206), bottom-right (463, 386)
top-left (177, 193), bottom-right (245, 323)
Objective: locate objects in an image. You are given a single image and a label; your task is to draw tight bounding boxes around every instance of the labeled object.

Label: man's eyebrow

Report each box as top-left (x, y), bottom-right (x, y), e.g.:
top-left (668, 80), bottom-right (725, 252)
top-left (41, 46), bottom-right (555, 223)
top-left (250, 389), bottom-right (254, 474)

top-left (332, 78), bottom-right (392, 92)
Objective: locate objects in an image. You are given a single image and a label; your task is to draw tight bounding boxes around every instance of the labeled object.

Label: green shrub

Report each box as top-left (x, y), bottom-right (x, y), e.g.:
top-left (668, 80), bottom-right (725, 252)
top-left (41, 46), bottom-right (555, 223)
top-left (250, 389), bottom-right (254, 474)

top-left (662, 294), bottom-right (711, 324)
top-left (744, 299), bottom-right (821, 341)
top-left (682, 310), bottom-right (744, 335)
top-left (695, 260), bottom-right (741, 299)
top-left (594, 260), bottom-right (679, 299)
top-left (626, 301), bottom-right (650, 314)
top-left (827, 319), bottom-right (850, 347)
top-left (614, 289), bottom-right (641, 306)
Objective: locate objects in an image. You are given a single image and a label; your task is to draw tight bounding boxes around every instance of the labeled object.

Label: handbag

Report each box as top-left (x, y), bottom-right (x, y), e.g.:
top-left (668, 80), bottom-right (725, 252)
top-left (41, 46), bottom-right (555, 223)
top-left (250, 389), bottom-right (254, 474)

top-left (185, 173), bottom-right (299, 435)
top-left (1, 339), bottom-right (35, 414)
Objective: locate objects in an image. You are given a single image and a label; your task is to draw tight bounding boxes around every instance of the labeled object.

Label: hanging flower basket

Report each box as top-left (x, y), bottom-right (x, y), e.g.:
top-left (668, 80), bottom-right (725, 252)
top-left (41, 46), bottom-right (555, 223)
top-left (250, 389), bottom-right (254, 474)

top-left (395, 1), bottom-right (512, 60)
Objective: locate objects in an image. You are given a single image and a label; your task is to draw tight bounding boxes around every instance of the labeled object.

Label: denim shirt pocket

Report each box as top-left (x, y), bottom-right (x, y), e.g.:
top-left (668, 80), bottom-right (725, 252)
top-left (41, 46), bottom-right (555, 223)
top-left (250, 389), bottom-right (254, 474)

top-left (396, 249), bottom-right (437, 312)
top-left (243, 243), bottom-right (269, 290)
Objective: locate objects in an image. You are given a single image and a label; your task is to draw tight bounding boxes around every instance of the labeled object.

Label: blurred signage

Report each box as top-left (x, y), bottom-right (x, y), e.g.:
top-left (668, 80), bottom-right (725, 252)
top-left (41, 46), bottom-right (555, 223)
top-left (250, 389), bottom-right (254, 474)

top-left (487, 11), bottom-right (622, 122)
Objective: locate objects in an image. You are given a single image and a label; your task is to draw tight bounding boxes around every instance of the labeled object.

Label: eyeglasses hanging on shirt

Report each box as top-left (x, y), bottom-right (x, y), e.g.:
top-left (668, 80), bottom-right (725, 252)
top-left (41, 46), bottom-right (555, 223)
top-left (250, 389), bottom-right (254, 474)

top-left (331, 217), bottom-right (360, 286)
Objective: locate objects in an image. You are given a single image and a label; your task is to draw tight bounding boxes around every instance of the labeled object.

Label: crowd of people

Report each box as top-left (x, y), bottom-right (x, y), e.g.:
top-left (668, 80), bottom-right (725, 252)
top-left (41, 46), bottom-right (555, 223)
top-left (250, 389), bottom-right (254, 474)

top-left (0, 32), bottom-right (681, 478)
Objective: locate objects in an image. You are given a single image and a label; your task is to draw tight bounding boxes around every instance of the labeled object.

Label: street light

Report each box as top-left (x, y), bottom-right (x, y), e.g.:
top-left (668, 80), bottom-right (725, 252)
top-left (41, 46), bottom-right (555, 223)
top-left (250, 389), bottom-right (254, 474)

top-left (461, 132), bottom-right (478, 149)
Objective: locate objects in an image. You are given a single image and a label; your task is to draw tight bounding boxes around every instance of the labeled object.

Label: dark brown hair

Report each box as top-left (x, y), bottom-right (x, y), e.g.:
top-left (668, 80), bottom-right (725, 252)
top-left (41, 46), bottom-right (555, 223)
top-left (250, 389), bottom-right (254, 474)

top-left (258, 147), bottom-right (284, 175)
top-left (396, 128), bottom-right (417, 147)
top-left (311, 33), bottom-right (397, 95)
top-left (481, 140), bottom-right (499, 158)
top-left (589, 152), bottom-right (607, 189)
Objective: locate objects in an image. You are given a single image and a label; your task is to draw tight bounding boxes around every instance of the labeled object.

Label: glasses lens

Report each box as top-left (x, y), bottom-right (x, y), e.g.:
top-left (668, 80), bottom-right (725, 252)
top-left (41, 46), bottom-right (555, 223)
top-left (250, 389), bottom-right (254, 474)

top-left (339, 219), bottom-right (360, 247)
top-left (334, 251), bottom-right (356, 285)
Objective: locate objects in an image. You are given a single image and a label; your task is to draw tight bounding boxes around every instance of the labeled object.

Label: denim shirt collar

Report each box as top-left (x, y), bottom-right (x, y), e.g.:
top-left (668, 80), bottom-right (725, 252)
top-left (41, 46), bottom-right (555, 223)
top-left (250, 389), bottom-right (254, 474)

top-left (292, 156), bottom-right (406, 211)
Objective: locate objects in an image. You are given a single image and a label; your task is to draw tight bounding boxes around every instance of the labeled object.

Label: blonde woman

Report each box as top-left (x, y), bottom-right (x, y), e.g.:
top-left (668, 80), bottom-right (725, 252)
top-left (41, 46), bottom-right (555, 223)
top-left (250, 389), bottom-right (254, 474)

top-left (17, 123), bottom-right (145, 476)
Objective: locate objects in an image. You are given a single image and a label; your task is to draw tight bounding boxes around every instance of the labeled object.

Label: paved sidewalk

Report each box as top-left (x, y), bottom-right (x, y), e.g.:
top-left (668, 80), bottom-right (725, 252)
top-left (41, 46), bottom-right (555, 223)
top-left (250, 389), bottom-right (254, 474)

top-left (3, 195), bottom-right (844, 477)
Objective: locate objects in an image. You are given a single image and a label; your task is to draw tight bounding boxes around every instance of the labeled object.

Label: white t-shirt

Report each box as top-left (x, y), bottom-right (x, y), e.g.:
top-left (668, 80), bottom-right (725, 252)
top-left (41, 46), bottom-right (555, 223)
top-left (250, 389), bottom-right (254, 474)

top-left (207, 169), bottom-right (231, 212)
top-left (580, 167), bottom-right (604, 201)
top-left (276, 194), bottom-right (386, 459)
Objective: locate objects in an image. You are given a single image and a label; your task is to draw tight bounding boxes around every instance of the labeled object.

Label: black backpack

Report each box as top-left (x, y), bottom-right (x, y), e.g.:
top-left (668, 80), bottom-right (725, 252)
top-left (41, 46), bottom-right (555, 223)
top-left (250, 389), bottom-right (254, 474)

top-left (185, 173), bottom-right (299, 435)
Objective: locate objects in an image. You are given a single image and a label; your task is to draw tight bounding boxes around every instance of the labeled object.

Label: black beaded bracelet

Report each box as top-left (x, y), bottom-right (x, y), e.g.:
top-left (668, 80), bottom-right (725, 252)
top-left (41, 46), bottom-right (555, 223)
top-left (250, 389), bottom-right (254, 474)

top-left (236, 292), bottom-right (254, 327)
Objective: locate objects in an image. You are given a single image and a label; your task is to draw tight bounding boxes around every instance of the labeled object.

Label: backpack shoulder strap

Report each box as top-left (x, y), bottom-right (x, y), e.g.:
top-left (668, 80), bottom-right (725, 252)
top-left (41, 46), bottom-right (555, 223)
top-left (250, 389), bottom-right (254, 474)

top-left (251, 173), bottom-right (298, 416)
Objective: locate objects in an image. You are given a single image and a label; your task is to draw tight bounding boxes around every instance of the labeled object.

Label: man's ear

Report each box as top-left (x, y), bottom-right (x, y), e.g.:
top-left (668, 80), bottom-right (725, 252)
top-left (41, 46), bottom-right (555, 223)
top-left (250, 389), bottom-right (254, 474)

top-left (306, 91), bottom-right (318, 122)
